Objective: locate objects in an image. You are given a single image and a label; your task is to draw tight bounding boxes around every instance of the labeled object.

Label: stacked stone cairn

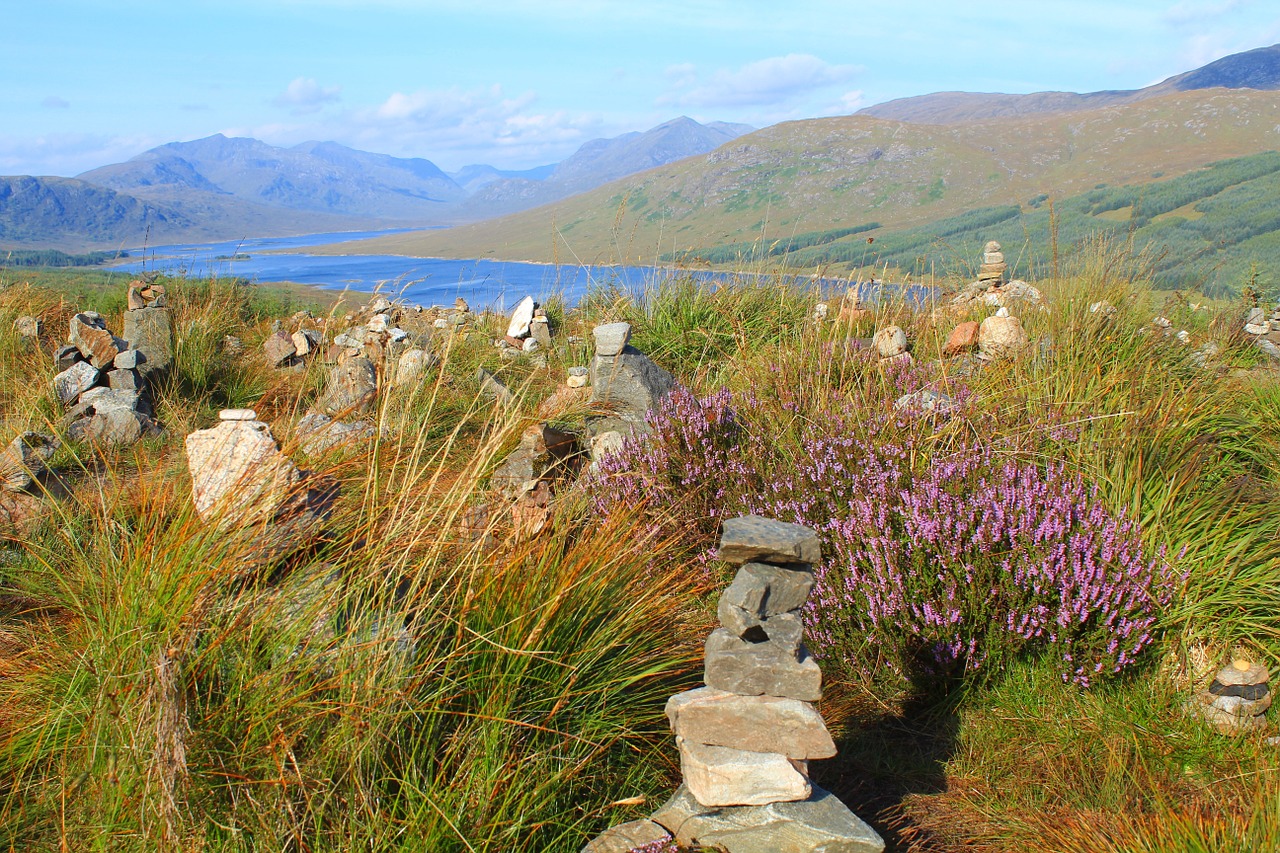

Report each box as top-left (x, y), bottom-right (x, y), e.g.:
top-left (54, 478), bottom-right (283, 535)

top-left (586, 322), bottom-right (674, 466)
top-left (1241, 305), bottom-right (1280, 362)
top-left (123, 279), bottom-right (173, 385)
top-left (585, 516), bottom-right (884, 853)
top-left (1189, 659), bottom-right (1271, 735)
top-left (494, 294), bottom-right (552, 362)
top-left (52, 312), bottom-right (162, 445)
top-left (948, 239), bottom-right (1043, 312)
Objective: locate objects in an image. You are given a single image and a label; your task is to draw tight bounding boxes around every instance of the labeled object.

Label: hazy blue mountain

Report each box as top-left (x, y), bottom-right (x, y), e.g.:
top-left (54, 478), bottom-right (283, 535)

top-left (449, 163), bottom-right (557, 194)
top-left (858, 42), bottom-right (1280, 123)
top-left (79, 135), bottom-right (466, 221)
top-left (0, 176), bottom-right (189, 250)
top-left (461, 116), bottom-right (754, 217)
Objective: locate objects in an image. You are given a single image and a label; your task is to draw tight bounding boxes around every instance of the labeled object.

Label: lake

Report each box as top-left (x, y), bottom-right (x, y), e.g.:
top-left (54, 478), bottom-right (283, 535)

top-left (112, 229), bottom-right (933, 309)
top-left (112, 229), bottom-right (662, 310)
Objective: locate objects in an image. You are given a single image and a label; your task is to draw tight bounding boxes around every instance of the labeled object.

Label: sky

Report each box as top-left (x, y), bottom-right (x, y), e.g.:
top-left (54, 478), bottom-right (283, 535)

top-left (3, 0), bottom-right (1279, 178)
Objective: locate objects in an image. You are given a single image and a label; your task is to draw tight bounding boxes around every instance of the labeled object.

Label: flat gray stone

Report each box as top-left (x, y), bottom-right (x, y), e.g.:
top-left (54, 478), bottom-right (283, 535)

top-left (112, 349), bottom-right (145, 370)
top-left (589, 348), bottom-right (674, 435)
top-left (722, 562), bottom-right (815, 619)
top-left (1215, 660), bottom-right (1270, 687)
top-left (718, 516), bottom-right (821, 566)
top-left (106, 368), bottom-right (143, 391)
top-left (581, 819), bottom-right (672, 853)
top-left (666, 687), bottom-right (835, 759)
top-left (63, 388), bottom-right (159, 446)
top-left (652, 784), bottom-right (885, 853)
top-left (679, 738), bottom-right (810, 807)
top-left (296, 412), bottom-right (376, 456)
top-left (593, 322), bottom-right (631, 357)
top-left (52, 361), bottom-right (101, 405)
top-left (69, 312), bottom-right (125, 368)
top-left (56, 344), bottom-right (83, 372)
top-left (705, 629), bottom-right (822, 701)
top-left (121, 306), bottom-right (172, 380)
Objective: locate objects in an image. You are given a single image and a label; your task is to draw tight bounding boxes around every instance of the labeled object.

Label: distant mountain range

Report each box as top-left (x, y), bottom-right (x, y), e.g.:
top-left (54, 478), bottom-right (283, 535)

top-left (857, 42), bottom-right (1280, 123)
top-left (0, 117), bottom-right (753, 251)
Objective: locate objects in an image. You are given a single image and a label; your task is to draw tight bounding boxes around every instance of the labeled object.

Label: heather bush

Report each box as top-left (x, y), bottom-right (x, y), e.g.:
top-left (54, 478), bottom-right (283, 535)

top-left (593, 386), bottom-right (1180, 688)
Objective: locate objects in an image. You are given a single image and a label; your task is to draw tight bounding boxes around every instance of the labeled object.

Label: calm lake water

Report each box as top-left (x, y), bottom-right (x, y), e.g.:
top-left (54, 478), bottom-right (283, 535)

top-left (113, 229), bottom-right (660, 309)
top-left (113, 229), bottom-right (934, 309)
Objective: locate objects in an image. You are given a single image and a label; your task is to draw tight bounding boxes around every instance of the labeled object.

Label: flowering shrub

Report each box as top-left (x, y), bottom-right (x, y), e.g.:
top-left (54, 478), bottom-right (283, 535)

top-left (592, 388), bottom-right (1180, 687)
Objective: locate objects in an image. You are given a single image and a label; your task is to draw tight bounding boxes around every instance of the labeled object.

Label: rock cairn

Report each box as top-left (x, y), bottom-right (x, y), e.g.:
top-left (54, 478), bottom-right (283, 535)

top-left (51, 312), bottom-right (162, 445)
top-left (1242, 305), bottom-right (1280, 362)
top-left (977, 240), bottom-right (1005, 286)
top-left (949, 239), bottom-right (1044, 312)
top-left (584, 516), bottom-right (884, 853)
top-left (123, 279), bottom-right (173, 385)
top-left (1189, 659), bottom-right (1271, 734)
top-left (587, 322), bottom-right (675, 461)
top-left (494, 294), bottom-right (552, 362)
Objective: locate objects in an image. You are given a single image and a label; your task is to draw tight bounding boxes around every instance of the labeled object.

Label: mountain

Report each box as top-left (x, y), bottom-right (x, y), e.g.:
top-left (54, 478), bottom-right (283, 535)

top-left (316, 88), bottom-right (1280, 268)
top-left (79, 135), bottom-right (467, 221)
top-left (458, 117), bottom-right (754, 217)
top-left (858, 43), bottom-right (1280, 124)
top-left (449, 163), bottom-right (556, 194)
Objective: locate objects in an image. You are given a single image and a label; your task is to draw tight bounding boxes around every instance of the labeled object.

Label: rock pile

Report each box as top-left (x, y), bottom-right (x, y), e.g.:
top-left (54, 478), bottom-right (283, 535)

top-left (587, 322), bottom-right (674, 457)
top-left (1189, 659), bottom-right (1271, 734)
top-left (494, 295), bottom-right (552, 361)
top-left (52, 312), bottom-right (162, 445)
top-left (123, 279), bottom-right (173, 384)
top-left (948, 240), bottom-right (1044, 312)
top-left (584, 516), bottom-right (884, 853)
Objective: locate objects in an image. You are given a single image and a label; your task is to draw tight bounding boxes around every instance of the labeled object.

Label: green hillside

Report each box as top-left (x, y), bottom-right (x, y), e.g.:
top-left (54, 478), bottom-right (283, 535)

top-left (672, 151), bottom-right (1280, 295)
top-left (318, 89), bottom-right (1280, 270)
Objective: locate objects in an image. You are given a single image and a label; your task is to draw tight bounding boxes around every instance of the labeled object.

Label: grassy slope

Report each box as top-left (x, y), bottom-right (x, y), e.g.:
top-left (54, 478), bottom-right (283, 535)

top-left (316, 89), bottom-right (1280, 267)
top-left (3, 259), bottom-right (1280, 851)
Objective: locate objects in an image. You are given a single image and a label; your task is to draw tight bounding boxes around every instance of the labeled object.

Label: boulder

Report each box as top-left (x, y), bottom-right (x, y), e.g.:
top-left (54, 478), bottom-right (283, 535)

top-left (394, 349), bottom-right (438, 387)
top-left (318, 357), bottom-right (377, 416)
top-left (589, 344), bottom-right (674, 436)
top-left (1, 432), bottom-right (58, 491)
top-left (652, 784), bottom-right (885, 853)
top-left (978, 314), bottom-right (1028, 360)
top-left (69, 313), bottom-right (126, 368)
top-left (63, 387), bottom-right (160, 446)
top-left (51, 361), bottom-right (101, 405)
top-left (943, 321), bottom-right (980, 356)
top-left (678, 738), bottom-right (810, 807)
top-left (264, 331), bottom-right (299, 367)
top-left (871, 326), bottom-right (907, 358)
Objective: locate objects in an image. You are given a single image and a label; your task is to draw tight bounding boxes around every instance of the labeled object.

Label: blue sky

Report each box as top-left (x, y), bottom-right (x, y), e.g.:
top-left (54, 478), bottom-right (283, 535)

top-left (3, 0), bottom-right (1279, 177)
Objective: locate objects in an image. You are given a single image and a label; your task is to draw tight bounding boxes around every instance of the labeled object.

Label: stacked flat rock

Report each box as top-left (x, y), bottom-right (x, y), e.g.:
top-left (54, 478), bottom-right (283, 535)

top-left (588, 322), bottom-right (675, 451)
top-left (1190, 659), bottom-right (1271, 734)
top-left (977, 240), bottom-right (1005, 286)
top-left (652, 516), bottom-right (882, 852)
top-left (51, 313), bottom-right (161, 444)
top-left (123, 280), bottom-right (173, 383)
top-left (1244, 307), bottom-right (1269, 336)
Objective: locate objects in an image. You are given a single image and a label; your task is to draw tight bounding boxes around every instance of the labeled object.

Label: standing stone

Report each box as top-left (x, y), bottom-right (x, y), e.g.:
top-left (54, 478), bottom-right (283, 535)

top-left (506, 295), bottom-right (536, 339)
top-left (318, 357), bottom-right (377, 416)
top-left (531, 316), bottom-right (553, 349)
top-left (123, 306), bottom-right (174, 382)
top-left (589, 329), bottom-right (674, 437)
top-left (185, 415), bottom-right (304, 526)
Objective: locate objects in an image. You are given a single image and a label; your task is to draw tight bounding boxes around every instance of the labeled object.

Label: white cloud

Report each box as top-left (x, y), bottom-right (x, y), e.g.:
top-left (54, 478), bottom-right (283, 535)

top-left (0, 132), bottom-right (161, 177)
top-left (661, 54), bottom-right (861, 111)
top-left (1163, 0), bottom-right (1246, 26)
top-left (272, 77), bottom-right (341, 114)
